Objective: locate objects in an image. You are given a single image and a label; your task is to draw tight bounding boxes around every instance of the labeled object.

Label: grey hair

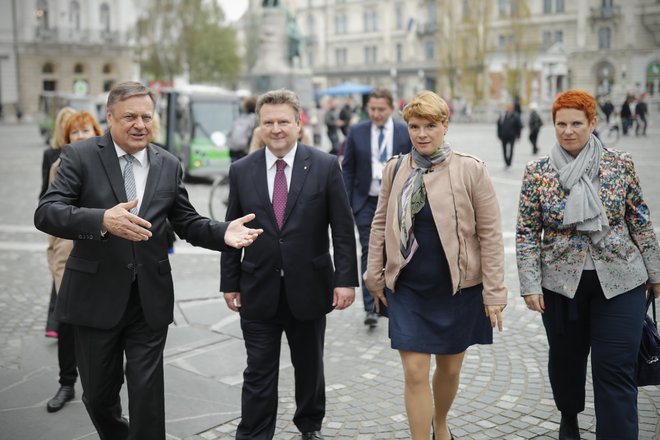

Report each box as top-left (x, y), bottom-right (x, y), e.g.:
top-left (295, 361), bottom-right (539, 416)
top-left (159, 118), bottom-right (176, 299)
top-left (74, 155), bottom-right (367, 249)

top-left (255, 89), bottom-right (301, 123)
top-left (106, 81), bottom-right (156, 113)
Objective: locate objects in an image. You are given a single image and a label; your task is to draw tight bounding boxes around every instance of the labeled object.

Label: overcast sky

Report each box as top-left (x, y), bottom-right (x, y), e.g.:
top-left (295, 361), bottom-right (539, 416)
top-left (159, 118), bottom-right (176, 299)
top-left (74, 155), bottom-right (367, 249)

top-left (217, 0), bottom-right (248, 22)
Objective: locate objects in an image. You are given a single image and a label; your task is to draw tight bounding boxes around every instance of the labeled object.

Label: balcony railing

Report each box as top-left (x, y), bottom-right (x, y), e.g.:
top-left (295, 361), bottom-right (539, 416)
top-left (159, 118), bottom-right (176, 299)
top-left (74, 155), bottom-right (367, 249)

top-left (416, 22), bottom-right (438, 36)
top-left (32, 27), bottom-right (129, 45)
top-left (589, 5), bottom-right (621, 20)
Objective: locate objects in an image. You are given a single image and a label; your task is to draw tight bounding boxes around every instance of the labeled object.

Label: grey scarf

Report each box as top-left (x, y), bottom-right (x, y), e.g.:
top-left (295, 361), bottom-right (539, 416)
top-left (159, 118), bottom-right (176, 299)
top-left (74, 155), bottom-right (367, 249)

top-left (549, 134), bottom-right (609, 244)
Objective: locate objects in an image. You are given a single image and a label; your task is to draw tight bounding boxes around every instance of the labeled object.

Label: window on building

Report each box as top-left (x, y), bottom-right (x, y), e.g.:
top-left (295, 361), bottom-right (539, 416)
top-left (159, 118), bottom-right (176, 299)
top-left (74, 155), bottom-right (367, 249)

top-left (427, 1), bottom-right (437, 25)
top-left (42, 62), bottom-right (55, 74)
top-left (364, 46), bottom-right (377, 64)
top-left (307, 14), bottom-right (315, 36)
top-left (100, 3), bottom-right (110, 33)
top-left (556, 0), bottom-right (565, 12)
top-left (598, 26), bottom-right (611, 49)
top-left (555, 30), bottom-right (563, 42)
top-left (335, 48), bottom-right (347, 66)
top-left (43, 80), bottom-right (56, 91)
top-left (36, 0), bottom-right (49, 30)
top-left (396, 43), bottom-right (403, 62)
top-left (424, 40), bottom-right (435, 60)
top-left (102, 63), bottom-right (114, 74)
top-left (103, 79), bottom-right (114, 92)
top-left (498, 0), bottom-right (508, 17)
top-left (462, 0), bottom-right (470, 19)
top-left (363, 9), bottom-right (378, 32)
top-left (74, 63), bottom-right (85, 74)
top-left (335, 13), bottom-right (347, 34)
top-left (602, 0), bottom-right (613, 8)
top-left (543, 0), bottom-right (552, 14)
top-left (542, 30), bottom-right (552, 45)
top-left (395, 4), bottom-right (403, 29)
top-left (70, 1), bottom-right (80, 31)
top-left (499, 34), bottom-right (507, 49)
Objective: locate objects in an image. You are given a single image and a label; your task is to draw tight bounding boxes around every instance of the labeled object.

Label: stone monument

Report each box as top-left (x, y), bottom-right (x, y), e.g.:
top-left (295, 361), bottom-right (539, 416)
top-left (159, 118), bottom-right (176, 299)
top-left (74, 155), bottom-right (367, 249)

top-left (249, 2), bottom-right (313, 107)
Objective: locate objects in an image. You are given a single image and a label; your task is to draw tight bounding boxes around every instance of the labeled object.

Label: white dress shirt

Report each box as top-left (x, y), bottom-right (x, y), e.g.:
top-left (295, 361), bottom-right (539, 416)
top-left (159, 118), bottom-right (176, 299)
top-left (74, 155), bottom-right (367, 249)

top-left (369, 117), bottom-right (394, 196)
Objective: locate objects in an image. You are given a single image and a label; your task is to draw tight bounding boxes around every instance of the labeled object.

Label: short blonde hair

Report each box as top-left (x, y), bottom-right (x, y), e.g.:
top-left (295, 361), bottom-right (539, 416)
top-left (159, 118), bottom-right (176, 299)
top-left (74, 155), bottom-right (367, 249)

top-left (51, 107), bottom-right (77, 149)
top-left (402, 91), bottom-right (449, 124)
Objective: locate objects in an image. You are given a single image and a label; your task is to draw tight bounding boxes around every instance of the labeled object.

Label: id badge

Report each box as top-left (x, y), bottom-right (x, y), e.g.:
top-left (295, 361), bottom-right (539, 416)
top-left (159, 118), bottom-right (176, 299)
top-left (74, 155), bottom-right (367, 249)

top-left (372, 161), bottom-right (384, 180)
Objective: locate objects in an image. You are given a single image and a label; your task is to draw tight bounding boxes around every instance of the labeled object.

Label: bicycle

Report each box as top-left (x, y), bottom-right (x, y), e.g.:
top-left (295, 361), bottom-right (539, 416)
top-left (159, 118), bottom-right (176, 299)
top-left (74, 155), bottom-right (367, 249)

top-left (208, 174), bottom-right (229, 221)
top-left (595, 120), bottom-right (621, 147)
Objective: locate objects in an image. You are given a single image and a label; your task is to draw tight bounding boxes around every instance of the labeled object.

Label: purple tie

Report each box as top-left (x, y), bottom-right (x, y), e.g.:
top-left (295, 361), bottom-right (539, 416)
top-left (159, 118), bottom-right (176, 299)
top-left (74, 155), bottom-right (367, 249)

top-left (272, 159), bottom-right (288, 229)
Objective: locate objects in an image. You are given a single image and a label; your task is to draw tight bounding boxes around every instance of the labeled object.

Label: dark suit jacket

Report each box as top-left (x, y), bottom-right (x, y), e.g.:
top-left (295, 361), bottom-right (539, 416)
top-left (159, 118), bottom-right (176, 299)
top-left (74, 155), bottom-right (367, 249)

top-left (220, 144), bottom-right (358, 321)
top-left (341, 119), bottom-right (412, 214)
top-left (35, 132), bottom-right (232, 330)
top-left (40, 148), bottom-right (61, 198)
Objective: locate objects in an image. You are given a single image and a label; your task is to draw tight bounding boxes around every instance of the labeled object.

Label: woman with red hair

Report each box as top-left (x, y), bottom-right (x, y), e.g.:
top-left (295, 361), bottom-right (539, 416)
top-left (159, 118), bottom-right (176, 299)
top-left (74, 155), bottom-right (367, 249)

top-left (516, 89), bottom-right (660, 439)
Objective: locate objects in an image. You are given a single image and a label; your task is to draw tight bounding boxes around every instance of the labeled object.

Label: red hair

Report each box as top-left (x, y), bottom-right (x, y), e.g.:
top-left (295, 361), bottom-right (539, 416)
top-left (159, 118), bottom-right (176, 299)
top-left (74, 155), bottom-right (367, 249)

top-left (64, 111), bottom-right (103, 144)
top-left (552, 89), bottom-right (597, 123)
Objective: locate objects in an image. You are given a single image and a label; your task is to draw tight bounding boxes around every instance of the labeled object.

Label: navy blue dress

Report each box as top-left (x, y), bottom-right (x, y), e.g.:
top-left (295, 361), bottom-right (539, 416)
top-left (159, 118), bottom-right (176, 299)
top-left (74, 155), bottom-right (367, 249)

top-left (386, 199), bottom-right (492, 354)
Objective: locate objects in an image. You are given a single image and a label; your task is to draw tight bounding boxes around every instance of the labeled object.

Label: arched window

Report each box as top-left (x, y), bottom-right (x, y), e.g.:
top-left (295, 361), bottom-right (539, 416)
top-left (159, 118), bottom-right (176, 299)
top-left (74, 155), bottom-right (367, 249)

top-left (74, 63), bottom-right (85, 74)
top-left (70, 1), bottom-right (80, 31)
top-left (102, 63), bottom-right (114, 74)
top-left (598, 27), bottom-right (611, 49)
top-left (100, 3), bottom-right (110, 32)
top-left (36, 0), bottom-right (49, 30)
top-left (42, 62), bottom-right (55, 74)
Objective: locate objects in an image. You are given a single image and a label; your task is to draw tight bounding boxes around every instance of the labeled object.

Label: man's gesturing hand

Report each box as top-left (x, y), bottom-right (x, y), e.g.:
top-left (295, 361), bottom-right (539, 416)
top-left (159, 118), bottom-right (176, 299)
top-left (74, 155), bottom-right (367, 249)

top-left (103, 200), bottom-right (152, 241)
top-left (225, 213), bottom-right (263, 248)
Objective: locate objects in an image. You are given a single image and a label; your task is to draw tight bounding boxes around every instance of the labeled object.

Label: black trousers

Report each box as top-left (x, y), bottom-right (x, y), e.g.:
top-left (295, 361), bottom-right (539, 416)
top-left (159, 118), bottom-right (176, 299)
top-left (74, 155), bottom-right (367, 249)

top-left (57, 321), bottom-right (78, 386)
top-left (236, 283), bottom-right (326, 439)
top-left (46, 282), bottom-right (59, 333)
top-left (74, 283), bottom-right (168, 440)
top-left (500, 138), bottom-right (515, 166)
top-left (529, 129), bottom-right (540, 154)
top-left (354, 196), bottom-right (378, 312)
top-left (541, 271), bottom-right (646, 440)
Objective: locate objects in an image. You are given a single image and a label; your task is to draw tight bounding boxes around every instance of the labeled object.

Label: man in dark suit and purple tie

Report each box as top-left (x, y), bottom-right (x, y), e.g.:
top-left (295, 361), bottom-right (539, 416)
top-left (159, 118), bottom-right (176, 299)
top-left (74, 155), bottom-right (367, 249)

top-left (34, 81), bottom-right (262, 440)
top-left (221, 89), bottom-right (358, 440)
top-left (341, 88), bottom-right (413, 327)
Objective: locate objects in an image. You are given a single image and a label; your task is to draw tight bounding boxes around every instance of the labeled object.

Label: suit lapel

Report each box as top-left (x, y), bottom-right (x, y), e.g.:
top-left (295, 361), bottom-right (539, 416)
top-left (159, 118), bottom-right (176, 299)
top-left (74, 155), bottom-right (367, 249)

top-left (97, 132), bottom-right (126, 204)
top-left (139, 144), bottom-right (163, 217)
top-left (283, 144), bottom-right (311, 228)
top-left (250, 149), bottom-right (278, 229)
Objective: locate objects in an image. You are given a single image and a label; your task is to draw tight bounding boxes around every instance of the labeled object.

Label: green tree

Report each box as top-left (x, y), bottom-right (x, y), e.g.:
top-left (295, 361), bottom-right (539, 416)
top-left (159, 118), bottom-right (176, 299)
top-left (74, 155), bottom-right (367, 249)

top-left (136, 0), bottom-right (241, 86)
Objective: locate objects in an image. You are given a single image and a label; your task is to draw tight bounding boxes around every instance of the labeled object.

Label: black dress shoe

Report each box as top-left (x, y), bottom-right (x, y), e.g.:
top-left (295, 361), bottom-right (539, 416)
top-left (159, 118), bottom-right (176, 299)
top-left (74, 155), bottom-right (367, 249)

top-left (47, 385), bottom-right (75, 413)
top-left (559, 413), bottom-right (580, 440)
top-left (364, 311), bottom-right (378, 327)
top-left (301, 431), bottom-right (324, 440)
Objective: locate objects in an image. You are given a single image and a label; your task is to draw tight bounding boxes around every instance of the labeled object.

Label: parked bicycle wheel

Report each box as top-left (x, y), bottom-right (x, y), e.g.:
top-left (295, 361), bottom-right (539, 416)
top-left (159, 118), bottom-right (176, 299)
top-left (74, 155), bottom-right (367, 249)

top-left (208, 175), bottom-right (228, 221)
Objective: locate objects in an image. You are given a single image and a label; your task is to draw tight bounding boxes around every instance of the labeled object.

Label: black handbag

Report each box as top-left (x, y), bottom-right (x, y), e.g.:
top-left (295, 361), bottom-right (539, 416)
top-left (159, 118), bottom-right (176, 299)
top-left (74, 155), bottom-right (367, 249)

top-left (637, 294), bottom-right (660, 387)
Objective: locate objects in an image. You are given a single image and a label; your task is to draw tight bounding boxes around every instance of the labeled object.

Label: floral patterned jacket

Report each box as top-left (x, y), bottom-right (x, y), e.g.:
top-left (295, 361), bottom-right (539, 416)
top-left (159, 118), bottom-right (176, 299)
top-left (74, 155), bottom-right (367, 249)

top-left (516, 148), bottom-right (660, 299)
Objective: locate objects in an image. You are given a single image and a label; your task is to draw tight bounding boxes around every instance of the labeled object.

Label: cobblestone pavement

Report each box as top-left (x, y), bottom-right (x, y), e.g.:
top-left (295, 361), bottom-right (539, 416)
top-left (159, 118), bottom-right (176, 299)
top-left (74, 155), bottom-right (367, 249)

top-left (0, 117), bottom-right (658, 440)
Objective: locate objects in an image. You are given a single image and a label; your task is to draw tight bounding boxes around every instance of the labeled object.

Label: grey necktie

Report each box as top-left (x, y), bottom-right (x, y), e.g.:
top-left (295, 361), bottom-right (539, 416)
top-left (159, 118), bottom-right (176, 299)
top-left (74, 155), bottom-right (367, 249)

top-left (123, 155), bottom-right (138, 214)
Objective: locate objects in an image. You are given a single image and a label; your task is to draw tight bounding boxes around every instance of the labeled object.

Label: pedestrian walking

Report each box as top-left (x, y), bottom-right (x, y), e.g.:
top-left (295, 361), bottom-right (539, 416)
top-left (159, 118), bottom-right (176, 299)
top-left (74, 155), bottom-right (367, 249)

top-left (341, 87), bottom-right (412, 328)
top-left (221, 88), bottom-right (358, 440)
top-left (325, 99), bottom-right (343, 155)
top-left (365, 91), bottom-right (507, 440)
top-left (227, 95), bottom-right (258, 162)
top-left (497, 102), bottom-right (522, 168)
top-left (40, 106), bottom-right (76, 339)
top-left (35, 81), bottom-right (262, 440)
top-left (528, 102), bottom-right (543, 155)
top-left (516, 89), bottom-right (660, 440)
top-left (44, 111), bottom-right (103, 413)
top-left (635, 93), bottom-right (648, 136)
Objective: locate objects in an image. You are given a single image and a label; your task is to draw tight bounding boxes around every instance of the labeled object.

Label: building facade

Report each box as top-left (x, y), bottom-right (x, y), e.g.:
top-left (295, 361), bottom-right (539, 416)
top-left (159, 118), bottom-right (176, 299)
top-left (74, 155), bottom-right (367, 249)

top-left (271, 0), bottom-right (660, 114)
top-left (0, 0), bottom-right (138, 118)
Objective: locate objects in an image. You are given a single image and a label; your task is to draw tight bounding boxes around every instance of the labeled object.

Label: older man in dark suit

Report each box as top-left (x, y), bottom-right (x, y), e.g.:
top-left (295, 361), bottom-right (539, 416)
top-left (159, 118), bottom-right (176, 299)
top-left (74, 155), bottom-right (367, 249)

top-left (221, 89), bottom-right (358, 440)
top-left (34, 81), bottom-right (262, 440)
top-left (341, 88), bottom-right (412, 326)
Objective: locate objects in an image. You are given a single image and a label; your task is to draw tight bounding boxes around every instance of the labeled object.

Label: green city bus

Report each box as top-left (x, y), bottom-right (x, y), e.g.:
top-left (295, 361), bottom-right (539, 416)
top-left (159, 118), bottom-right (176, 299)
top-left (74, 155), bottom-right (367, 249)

top-left (157, 85), bottom-right (241, 180)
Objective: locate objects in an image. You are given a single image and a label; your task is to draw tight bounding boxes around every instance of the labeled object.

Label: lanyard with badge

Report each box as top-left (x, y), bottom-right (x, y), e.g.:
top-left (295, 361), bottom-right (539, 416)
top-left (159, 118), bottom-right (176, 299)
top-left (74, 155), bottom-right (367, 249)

top-left (373, 126), bottom-right (387, 180)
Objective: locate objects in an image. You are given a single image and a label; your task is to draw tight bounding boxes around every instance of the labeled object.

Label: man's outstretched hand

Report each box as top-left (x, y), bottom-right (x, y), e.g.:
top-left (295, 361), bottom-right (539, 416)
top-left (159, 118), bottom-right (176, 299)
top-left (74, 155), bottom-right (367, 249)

top-left (225, 213), bottom-right (263, 248)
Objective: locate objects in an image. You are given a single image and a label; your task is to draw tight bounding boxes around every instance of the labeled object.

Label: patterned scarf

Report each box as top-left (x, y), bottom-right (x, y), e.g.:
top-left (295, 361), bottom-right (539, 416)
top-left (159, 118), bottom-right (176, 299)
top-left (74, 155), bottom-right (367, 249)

top-left (549, 133), bottom-right (609, 244)
top-left (398, 143), bottom-right (451, 268)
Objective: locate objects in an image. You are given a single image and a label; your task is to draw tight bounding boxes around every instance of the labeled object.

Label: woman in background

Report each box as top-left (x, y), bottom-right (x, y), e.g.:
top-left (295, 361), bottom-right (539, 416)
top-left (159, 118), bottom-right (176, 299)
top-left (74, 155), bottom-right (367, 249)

top-left (40, 107), bottom-right (76, 338)
top-left (44, 111), bottom-right (103, 413)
